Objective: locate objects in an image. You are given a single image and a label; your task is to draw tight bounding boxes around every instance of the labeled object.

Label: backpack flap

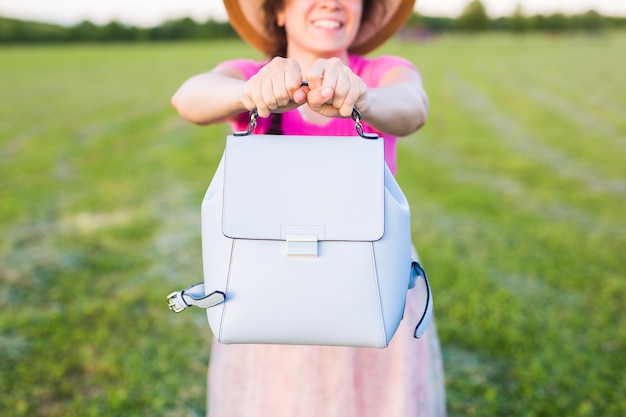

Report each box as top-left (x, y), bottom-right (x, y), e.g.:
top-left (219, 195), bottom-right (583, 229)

top-left (222, 134), bottom-right (385, 243)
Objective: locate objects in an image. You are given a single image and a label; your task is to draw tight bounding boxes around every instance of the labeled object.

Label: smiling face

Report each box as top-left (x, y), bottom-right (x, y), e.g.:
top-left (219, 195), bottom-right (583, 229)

top-left (276, 0), bottom-right (364, 60)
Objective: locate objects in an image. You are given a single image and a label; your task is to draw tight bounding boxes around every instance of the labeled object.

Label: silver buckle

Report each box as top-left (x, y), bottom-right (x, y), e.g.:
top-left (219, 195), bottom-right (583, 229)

top-left (286, 235), bottom-right (318, 257)
top-left (167, 291), bottom-right (184, 313)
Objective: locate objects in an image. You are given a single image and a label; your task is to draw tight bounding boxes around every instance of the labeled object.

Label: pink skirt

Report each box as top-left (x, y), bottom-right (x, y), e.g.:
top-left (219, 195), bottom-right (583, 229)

top-left (207, 278), bottom-right (447, 417)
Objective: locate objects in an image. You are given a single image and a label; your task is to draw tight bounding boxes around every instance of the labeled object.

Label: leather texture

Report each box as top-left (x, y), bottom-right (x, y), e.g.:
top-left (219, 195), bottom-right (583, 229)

top-left (186, 133), bottom-right (433, 348)
top-left (222, 135), bottom-right (384, 241)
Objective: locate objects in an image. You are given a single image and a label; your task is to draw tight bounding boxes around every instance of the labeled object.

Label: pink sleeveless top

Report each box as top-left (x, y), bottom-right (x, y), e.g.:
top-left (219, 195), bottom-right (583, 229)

top-left (218, 55), bottom-right (416, 174)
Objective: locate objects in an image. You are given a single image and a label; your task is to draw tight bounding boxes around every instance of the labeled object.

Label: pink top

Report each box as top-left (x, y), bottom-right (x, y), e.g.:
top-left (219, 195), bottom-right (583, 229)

top-left (218, 55), bottom-right (417, 174)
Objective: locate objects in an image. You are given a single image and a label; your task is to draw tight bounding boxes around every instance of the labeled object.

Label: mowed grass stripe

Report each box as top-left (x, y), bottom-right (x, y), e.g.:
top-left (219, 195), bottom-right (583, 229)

top-left (437, 34), bottom-right (626, 181)
top-left (400, 137), bottom-right (621, 297)
top-left (449, 71), bottom-right (626, 197)
top-left (405, 62), bottom-right (626, 230)
top-left (403, 140), bottom-right (624, 239)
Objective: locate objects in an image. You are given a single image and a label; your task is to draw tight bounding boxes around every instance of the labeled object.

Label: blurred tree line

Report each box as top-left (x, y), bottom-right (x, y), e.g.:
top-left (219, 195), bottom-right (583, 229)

top-left (1, 0), bottom-right (625, 44)
top-left (0, 17), bottom-right (237, 43)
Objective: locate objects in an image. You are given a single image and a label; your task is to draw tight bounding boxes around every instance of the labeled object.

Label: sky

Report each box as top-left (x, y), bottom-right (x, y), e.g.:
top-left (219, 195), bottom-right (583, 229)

top-left (0, 0), bottom-right (625, 27)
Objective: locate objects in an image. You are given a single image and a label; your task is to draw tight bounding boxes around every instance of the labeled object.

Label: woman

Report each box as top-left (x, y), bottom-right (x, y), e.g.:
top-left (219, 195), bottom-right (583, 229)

top-left (172, 0), bottom-right (446, 416)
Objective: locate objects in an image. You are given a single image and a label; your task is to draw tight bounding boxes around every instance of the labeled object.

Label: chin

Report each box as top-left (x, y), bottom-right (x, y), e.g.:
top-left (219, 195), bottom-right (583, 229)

top-left (312, 44), bottom-right (351, 57)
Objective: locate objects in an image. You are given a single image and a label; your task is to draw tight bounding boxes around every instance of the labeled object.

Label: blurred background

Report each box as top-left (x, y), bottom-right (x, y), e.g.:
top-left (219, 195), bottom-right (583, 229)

top-left (1, 1), bottom-right (624, 416)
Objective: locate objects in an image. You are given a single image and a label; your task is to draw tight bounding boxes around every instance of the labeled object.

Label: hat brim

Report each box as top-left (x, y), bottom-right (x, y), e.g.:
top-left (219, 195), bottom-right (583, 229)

top-left (223, 0), bottom-right (416, 56)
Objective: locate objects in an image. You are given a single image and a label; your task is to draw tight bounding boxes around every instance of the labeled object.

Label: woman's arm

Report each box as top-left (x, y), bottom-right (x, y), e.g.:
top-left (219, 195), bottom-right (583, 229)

top-left (359, 65), bottom-right (429, 137)
top-left (170, 66), bottom-right (248, 125)
top-left (305, 59), bottom-right (429, 137)
top-left (171, 58), bottom-right (309, 125)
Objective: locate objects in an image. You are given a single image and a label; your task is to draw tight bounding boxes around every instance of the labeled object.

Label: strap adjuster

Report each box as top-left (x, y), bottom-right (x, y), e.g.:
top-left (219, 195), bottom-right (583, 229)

top-left (167, 291), bottom-right (186, 313)
top-left (167, 283), bottom-right (226, 313)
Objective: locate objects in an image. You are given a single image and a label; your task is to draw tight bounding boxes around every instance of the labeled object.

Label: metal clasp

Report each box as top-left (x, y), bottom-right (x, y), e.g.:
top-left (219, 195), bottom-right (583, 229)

top-left (351, 108), bottom-right (379, 139)
top-left (233, 107), bottom-right (258, 137)
top-left (167, 291), bottom-right (185, 313)
top-left (286, 235), bottom-right (318, 257)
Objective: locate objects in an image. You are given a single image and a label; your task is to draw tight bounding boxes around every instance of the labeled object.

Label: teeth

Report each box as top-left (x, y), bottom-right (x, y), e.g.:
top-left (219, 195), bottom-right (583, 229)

top-left (313, 20), bottom-right (341, 29)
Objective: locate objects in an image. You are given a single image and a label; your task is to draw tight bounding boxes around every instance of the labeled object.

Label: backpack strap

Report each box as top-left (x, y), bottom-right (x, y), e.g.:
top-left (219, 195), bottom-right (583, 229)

top-left (411, 260), bottom-right (433, 339)
top-left (167, 284), bottom-right (225, 313)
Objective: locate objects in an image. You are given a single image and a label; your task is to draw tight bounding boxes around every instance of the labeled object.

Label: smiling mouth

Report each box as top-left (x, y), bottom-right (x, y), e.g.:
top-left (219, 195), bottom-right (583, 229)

top-left (312, 19), bottom-right (342, 29)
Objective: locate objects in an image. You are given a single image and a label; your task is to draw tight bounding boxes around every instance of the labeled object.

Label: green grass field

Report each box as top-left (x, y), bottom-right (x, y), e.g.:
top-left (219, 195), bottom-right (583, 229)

top-left (1, 34), bottom-right (625, 416)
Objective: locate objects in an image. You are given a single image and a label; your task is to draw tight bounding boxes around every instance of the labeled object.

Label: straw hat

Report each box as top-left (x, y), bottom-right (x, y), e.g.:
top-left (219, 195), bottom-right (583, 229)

top-left (223, 0), bottom-right (416, 55)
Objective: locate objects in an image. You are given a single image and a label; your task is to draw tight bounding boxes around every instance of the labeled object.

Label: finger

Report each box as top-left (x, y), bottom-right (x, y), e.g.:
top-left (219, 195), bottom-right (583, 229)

top-left (306, 63), bottom-right (325, 90)
top-left (331, 72), bottom-right (351, 113)
top-left (338, 85), bottom-right (359, 117)
top-left (320, 69), bottom-right (339, 100)
top-left (255, 101), bottom-right (271, 118)
top-left (251, 78), bottom-right (272, 117)
top-left (240, 88), bottom-right (255, 112)
top-left (293, 85), bottom-right (308, 105)
top-left (255, 77), bottom-right (274, 117)
top-left (271, 72), bottom-right (290, 108)
top-left (307, 86), bottom-right (334, 112)
top-left (241, 75), bottom-right (260, 110)
top-left (337, 74), bottom-right (364, 117)
top-left (243, 77), bottom-right (268, 117)
top-left (284, 62), bottom-right (304, 92)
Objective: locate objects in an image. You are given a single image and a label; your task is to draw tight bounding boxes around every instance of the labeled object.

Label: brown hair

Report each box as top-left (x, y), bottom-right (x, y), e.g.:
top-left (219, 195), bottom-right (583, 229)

top-left (263, 0), bottom-right (377, 58)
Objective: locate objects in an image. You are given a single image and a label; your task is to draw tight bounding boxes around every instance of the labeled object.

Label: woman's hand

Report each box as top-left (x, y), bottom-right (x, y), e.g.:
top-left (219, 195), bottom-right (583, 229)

top-left (240, 57), bottom-right (309, 118)
top-left (305, 58), bottom-right (369, 119)
top-left (240, 57), bottom-right (370, 120)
